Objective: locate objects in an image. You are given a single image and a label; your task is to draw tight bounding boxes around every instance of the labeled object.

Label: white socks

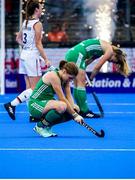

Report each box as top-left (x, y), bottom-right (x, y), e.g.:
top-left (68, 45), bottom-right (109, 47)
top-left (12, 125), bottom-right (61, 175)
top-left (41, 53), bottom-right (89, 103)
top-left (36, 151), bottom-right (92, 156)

top-left (11, 88), bottom-right (33, 106)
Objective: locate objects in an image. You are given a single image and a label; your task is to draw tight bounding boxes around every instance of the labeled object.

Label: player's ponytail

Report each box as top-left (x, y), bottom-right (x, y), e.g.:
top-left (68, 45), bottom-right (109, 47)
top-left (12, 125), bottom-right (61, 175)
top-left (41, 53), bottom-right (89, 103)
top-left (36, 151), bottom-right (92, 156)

top-left (25, 0), bottom-right (39, 28)
top-left (112, 46), bottom-right (130, 77)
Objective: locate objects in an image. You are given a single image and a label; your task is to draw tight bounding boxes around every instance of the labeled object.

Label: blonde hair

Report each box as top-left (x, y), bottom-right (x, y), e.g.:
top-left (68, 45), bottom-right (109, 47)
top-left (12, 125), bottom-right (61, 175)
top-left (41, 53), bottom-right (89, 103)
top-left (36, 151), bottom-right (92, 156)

top-left (112, 46), bottom-right (130, 77)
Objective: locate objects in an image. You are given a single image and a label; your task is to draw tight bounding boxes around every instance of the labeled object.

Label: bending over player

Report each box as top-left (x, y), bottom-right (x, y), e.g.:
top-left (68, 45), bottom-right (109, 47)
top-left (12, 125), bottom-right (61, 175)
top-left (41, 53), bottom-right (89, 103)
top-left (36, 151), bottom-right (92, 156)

top-left (65, 38), bottom-right (129, 118)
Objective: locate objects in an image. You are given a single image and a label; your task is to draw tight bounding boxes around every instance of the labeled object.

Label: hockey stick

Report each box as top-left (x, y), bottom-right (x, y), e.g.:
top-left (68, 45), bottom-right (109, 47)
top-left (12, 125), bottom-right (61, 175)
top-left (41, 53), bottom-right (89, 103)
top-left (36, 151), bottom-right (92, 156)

top-left (86, 74), bottom-right (104, 117)
top-left (78, 121), bottom-right (105, 138)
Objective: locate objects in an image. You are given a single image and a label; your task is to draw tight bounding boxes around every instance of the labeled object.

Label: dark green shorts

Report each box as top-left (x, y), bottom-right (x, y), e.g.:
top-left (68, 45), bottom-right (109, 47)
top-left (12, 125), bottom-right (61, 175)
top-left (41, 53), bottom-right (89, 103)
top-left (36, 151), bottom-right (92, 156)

top-left (65, 50), bottom-right (86, 70)
top-left (29, 99), bottom-right (49, 118)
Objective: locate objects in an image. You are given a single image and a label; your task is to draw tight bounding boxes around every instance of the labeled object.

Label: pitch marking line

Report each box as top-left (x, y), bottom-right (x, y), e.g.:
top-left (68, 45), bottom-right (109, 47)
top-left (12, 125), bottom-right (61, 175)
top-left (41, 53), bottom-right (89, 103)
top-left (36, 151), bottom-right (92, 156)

top-left (0, 148), bottom-right (135, 151)
top-left (1, 103), bottom-right (135, 106)
top-left (1, 111), bottom-right (135, 114)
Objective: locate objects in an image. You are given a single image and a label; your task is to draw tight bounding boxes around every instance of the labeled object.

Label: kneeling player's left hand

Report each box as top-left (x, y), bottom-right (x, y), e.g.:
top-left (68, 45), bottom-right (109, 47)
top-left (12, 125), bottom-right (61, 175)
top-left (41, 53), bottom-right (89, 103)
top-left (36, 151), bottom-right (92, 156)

top-left (73, 112), bottom-right (84, 124)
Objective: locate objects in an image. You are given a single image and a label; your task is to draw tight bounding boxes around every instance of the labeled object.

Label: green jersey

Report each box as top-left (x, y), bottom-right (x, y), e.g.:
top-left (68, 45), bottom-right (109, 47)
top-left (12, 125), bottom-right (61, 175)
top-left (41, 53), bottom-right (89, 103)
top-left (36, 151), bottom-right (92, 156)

top-left (65, 38), bottom-right (104, 70)
top-left (29, 70), bottom-right (58, 118)
top-left (30, 78), bottom-right (55, 101)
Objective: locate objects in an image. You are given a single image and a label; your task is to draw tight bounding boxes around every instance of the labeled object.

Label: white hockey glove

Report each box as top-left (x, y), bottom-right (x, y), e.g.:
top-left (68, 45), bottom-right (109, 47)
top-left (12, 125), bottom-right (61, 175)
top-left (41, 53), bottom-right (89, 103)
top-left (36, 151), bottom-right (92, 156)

top-left (72, 112), bottom-right (84, 124)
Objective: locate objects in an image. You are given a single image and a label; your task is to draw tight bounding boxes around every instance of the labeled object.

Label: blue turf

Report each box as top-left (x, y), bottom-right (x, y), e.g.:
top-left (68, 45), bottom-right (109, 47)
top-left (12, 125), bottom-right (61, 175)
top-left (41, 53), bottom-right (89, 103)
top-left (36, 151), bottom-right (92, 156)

top-left (0, 94), bottom-right (135, 178)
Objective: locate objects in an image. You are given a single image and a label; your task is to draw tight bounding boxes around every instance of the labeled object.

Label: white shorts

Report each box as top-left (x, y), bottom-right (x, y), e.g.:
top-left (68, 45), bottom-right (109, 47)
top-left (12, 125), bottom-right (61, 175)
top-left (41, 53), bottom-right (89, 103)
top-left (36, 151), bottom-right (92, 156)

top-left (19, 50), bottom-right (42, 77)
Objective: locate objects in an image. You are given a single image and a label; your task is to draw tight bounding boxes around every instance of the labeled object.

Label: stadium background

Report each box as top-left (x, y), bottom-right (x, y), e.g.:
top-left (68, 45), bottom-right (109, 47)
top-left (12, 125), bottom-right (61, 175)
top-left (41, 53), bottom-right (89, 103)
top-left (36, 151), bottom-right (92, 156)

top-left (0, 0), bottom-right (135, 94)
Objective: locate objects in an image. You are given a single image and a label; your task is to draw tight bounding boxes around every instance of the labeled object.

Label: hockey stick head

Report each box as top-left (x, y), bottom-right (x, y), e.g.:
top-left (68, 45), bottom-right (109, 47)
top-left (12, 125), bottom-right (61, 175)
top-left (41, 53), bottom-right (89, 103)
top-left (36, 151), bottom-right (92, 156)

top-left (96, 129), bottom-right (105, 138)
top-left (81, 121), bottom-right (105, 138)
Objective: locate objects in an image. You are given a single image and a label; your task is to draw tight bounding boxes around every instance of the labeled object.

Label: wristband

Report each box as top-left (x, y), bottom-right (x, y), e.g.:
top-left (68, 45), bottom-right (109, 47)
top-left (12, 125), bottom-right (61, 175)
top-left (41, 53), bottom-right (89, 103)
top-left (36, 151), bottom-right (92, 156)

top-left (72, 112), bottom-right (78, 119)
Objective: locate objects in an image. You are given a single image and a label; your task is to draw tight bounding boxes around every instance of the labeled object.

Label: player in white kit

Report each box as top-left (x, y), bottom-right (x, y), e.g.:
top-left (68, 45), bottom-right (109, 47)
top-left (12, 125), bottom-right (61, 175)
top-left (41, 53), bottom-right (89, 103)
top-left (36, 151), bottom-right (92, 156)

top-left (4, 0), bottom-right (51, 120)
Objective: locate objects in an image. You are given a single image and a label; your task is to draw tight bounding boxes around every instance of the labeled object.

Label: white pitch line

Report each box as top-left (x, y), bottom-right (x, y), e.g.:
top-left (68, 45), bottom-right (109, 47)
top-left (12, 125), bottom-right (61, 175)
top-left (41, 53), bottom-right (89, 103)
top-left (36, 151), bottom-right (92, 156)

top-left (1, 111), bottom-right (135, 114)
top-left (1, 103), bottom-right (135, 106)
top-left (88, 103), bottom-right (135, 106)
top-left (0, 111), bottom-right (27, 113)
top-left (0, 148), bottom-right (135, 152)
top-left (107, 112), bottom-right (135, 114)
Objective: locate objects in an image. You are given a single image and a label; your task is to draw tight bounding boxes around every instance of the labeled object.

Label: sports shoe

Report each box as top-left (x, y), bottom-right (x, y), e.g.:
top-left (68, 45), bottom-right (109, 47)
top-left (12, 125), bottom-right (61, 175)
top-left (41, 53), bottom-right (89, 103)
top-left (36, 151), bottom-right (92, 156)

top-left (80, 110), bottom-right (101, 118)
top-left (46, 127), bottom-right (57, 137)
top-left (33, 125), bottom-right (57, 137)
top-left (4, 102), bottom-right (16, 120)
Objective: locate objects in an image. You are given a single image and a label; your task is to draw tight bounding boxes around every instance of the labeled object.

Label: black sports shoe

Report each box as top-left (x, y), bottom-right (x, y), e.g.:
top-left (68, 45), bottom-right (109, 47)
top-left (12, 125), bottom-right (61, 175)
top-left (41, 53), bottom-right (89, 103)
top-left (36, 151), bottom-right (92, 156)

top-left (4, 102), bottom-right (16, 120)
top-left (80, 110), bottom-right (101, 118)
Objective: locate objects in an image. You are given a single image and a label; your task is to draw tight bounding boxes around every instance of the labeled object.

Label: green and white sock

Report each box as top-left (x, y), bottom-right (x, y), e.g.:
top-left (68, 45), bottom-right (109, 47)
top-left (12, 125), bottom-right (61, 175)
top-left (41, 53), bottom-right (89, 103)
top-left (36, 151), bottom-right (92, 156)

top-left (37, 110), bottom-right (62, 128)
top-left (73, 87), bottom-right (89, 113)
top-left (45, 110), bottom-right (62, 125)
